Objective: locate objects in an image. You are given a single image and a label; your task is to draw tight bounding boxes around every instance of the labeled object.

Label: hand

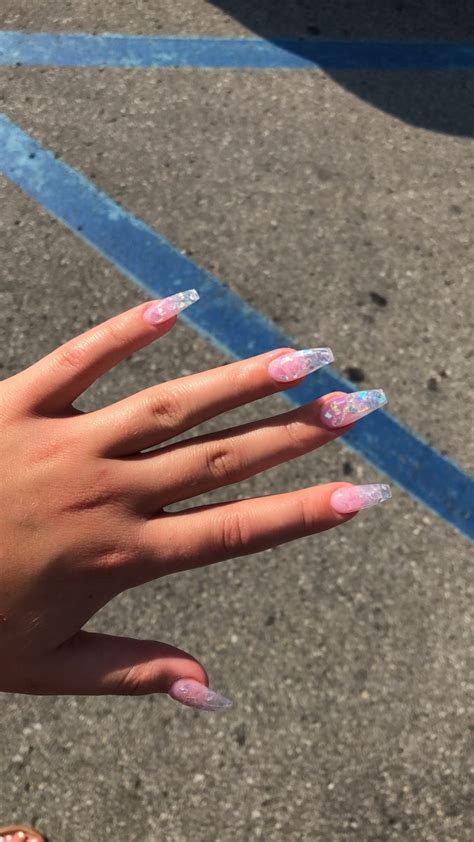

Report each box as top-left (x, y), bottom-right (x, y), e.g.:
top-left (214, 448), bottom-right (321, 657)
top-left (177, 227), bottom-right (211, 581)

top-left (0, 291), bottom-right (390, 709)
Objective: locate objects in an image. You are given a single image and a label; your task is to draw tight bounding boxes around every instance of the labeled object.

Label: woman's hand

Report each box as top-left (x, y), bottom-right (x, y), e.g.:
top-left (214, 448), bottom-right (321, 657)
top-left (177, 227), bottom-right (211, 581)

top-left (0, 291), bottom-right (390, 709)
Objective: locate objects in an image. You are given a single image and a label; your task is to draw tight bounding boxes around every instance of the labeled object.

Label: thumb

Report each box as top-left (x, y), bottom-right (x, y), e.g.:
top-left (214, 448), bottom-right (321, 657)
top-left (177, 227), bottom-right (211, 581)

top-left (40, 631), bottom-right (233, 710)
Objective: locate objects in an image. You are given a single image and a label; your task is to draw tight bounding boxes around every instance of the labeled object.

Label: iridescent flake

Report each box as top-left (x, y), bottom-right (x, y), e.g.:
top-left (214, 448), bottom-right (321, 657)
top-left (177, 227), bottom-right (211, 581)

top-left (321, 389), bottom-right (387, 429)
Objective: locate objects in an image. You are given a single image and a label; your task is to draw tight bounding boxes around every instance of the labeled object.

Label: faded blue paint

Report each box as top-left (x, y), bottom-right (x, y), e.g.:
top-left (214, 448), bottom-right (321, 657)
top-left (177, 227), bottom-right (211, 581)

top-left (1, 31), bottom-right (474, 69)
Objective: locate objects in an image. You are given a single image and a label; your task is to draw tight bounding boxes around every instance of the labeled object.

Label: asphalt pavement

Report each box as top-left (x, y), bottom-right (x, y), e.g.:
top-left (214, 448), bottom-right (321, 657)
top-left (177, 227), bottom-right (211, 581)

top-left (0, 2), bottom-right (472, 841)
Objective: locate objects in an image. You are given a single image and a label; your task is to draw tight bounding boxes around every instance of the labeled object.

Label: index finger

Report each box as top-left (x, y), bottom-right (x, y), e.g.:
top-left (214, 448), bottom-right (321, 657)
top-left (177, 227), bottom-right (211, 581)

top-left (10, 291), bottom-right (199, 414)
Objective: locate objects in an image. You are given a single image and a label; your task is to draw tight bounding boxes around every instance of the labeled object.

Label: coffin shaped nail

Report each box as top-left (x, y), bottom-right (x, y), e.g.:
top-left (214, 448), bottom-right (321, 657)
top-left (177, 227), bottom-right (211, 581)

top-left (321, 389), bottom-right (387, 428)
top-left (268, 348), bottom-right (334, 383)
top-left (331, 483), bottom-right (392, 514)
top-left (169, 679), bottom-right (233, 712)
top-left (144, 289), bottom-right (200, 325)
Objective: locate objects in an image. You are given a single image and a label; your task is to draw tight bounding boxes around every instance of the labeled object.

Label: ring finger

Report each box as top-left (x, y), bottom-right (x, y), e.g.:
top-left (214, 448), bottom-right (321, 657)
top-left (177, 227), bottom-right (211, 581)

top-left (138, 481), bottom-right (391, 582)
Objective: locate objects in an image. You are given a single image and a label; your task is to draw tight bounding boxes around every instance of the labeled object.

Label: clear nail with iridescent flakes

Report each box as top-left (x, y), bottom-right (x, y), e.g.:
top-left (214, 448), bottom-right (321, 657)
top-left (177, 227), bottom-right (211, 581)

top-left (268, 348), bottom-right (334, 383)
top-left (331, 483), bottom-right (392, 514)
top-left (321, 389), bottom-right (387, 428)
top-left (169, 679), bottom-right (233, 712)
top-left (143, 289), bottom-right (200, 325)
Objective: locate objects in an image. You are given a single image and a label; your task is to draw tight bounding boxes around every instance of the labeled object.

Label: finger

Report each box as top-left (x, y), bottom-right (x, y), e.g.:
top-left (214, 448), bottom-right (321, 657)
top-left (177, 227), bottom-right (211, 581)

top-left (14, 291), bottom-right (199, 414)
top-left (127, 393), bottom-right (351, 510)
top-left (37, 631), bottom-right (208, 696)
top-left (89, 347), bottom-right (334, 456)
top-left (10, 833), bottom-right (44, 842)
top-left (0, 831), bottom-right (45, 842)
top-left (141, 482), bottom-right (359, 578)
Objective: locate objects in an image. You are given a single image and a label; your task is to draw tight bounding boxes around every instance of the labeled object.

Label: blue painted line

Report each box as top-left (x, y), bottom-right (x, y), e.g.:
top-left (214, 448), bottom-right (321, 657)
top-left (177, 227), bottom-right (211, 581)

top-left (0, 113), bottom-right (472, 539)
top-left (1, 31), bottom-right (474, 70)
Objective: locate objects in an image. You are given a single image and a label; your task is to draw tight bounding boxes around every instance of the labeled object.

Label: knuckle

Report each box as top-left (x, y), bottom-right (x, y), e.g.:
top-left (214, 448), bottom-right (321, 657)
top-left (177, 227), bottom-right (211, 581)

top-left (204, 441), bottom-right (241, 485)
top-left (219, 509), bottom-right (249, 557)
top-left (104, 546), bottom-right (143, 588)
top-left (52, 317), bottom-right (130, 375)
top-left (283, 419), bottom-right (311, 452)
top-left (49, 458), bottom-right (120, 517)
top-left (0, 377), bottom-right (24, 423)
top-left (99, 317), bottom-right (130, 349)
top-left (62, 486), bottom-right (117, 514)
top-left (228, 358), bottom-right (256, 392)
top-left (54, 341), bottom-right (89, 372)
top-left (115, 662), bottom-right (146, 696)
top-left (30, 420), bottom-right (84, 466)
top-left (145, 389), bottom-right (183, 433)
top-left (297, 494), bottom-right (319, 533)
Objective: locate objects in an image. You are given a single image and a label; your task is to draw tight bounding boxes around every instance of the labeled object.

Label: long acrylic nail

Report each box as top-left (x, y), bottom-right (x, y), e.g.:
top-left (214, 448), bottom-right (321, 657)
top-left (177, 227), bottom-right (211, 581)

top-left (169, 679), bottom-right (233, 712)
top-left (331, 483), bottom-right (392, 514)
top-left (268, 348), bottom-right (334, 383)
top-left (143, 289), bottom-right (200, 325)
top-left (321, 389), bottom-right (387, 428)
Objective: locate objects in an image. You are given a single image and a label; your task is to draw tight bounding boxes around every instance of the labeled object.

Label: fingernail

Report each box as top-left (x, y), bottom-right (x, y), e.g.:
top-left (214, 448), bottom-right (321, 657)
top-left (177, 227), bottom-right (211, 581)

top-left (321, 389), bottom-right (387, 428)
top-left (268, 348), bottom-right (334, 383)
top-left (143, 289), bottom-right (200, 325)
top-left (169, 679), bottom-right (233, 712)
top-left (331, 483), bottom-right (392, 514)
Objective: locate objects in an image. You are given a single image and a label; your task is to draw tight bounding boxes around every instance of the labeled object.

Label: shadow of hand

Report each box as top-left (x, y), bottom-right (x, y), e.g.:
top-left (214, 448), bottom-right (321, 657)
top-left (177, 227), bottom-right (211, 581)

top-left (209, 0), bottom-right (474, 136)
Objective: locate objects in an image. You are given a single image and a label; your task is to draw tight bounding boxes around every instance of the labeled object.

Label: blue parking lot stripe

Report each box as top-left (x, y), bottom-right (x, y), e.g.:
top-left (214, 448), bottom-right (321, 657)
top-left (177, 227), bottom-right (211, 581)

top-left (1, 31), bottom-right (474, 70)
top-left (0, 113), bottom-right (472, 539)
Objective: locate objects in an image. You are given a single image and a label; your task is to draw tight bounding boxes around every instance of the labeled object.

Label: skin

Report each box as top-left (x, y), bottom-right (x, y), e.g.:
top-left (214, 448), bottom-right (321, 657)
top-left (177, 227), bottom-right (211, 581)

top-left (0, 299), bottom-right (357, 698)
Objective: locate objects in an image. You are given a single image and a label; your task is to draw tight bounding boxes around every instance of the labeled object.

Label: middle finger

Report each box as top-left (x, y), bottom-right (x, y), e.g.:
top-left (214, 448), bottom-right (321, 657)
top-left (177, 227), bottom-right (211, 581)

top-left (123, 391), bottom-right (354, 511)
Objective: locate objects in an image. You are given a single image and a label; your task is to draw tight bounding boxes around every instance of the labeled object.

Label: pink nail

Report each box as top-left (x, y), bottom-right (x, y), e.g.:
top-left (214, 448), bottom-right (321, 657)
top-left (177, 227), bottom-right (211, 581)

top-left (331, 483), bottom-right (392, 514)
top-left (321, 389), bottom-right (387, 428)
top-left (143, 289), bottom-right (199, 325)
top-left (169, 679), bottom-right (233, 712)
top-left (268, 348), bottom-right (334, 383)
